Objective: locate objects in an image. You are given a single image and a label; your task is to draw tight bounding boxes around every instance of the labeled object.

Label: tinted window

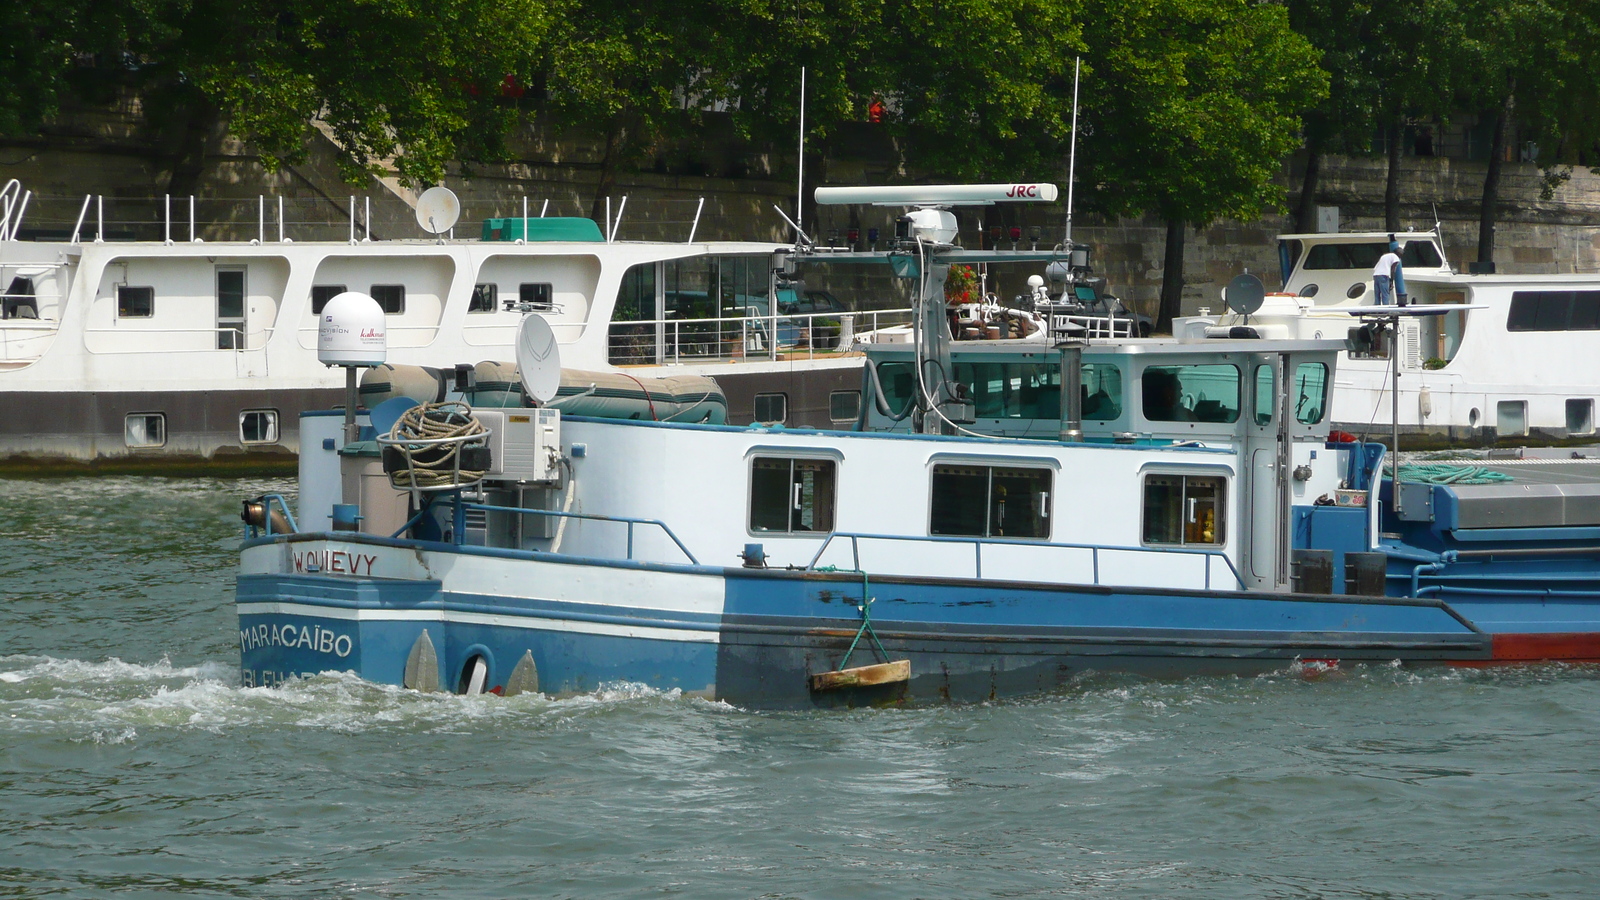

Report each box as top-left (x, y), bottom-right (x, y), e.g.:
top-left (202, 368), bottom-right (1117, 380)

top-left (929, 464), bottom-right (1051, 539)
top-left (754, 392), bottom-right (787, 424)
top-left (750, 457), bottom-right (835, 533)
top-left (829, 390), bottom-right (861, 423)
top-left (1292, 362), bottom-right (1329, 425)
top-left (311, 285), bottom-right (346, 315)
top-left (1142, 365), bottom-right (1240, 423)
top-left (469, 283), bottom-right (496, 313)
top-left (1508, 291), bottom-right (1600, 331)
top-left (519, 283), bottom-right (554, 311)
top-left (1304, 241), bottom-right (1441, 271)
top-left (370, 284), bottom-right (405, 314)
top-left (117, 286), bottom-right (154, 318)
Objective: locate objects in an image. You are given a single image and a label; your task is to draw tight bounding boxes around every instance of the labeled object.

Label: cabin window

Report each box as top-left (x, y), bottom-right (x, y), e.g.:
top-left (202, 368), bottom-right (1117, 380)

top-left (1252, 365), bottom-right (1274, 426)
top-left (310, 284), bottom-right (346, 315)
top-left (609, 262), bottom-right (657, 365)
top-left (216, 268), bottom-right (246, 349)
top-left (370, 284), bottom-right (405, 315)
top-left (1142, 365), bottom-right (1240, 423)
top-left (519, 283), bottom-right (554, 311)
top-left (469, 283), bottom-right (496, 313)
top-left (1292, 362), bottom-right (1328, 425)
top-left (1497, 400), bottom-right (1527, 437)
top-left (749, 457), bottom-right (836, 533)
top-left (1142, 473), bottom-right (1226, 547)
top-left (829, 390), bottom-right (861, 424)
top-left (239, 409), bottom-right (279, 444)
top-left (929, 464), bottom-right (1051, 540)
top-left (3, 276), bottom-right (37, 319)
top-left (117, 285), bottom-right (154, 318)
top-left (754, 392), bottom-right (787, 424)
top-left (124, 412), bottom-right (166, 448)
top-left (1506, 291), bottom-right (1600, 332)
top-left (1568, 399), bottom-right (1595, 436)
top-left (1303, 241), bottom-right (1441, 270)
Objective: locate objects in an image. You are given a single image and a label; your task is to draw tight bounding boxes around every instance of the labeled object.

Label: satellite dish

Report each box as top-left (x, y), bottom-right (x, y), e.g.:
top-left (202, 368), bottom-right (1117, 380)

top-left (1225, 273), bottom-right (1266, 316)
top-left (515, 314), bottom-right (562, 404)
top-left (415, 186), bottom-right (461, 235)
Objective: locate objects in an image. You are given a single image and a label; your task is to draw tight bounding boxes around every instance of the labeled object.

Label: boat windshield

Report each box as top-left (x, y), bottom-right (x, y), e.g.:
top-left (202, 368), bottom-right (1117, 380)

top-left (1303, 241), bottom-right (1442, 271)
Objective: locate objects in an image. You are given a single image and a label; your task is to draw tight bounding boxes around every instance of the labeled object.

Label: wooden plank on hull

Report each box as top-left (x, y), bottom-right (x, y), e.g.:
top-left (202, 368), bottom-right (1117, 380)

top-left (809, 659), bottom-right (911, 692)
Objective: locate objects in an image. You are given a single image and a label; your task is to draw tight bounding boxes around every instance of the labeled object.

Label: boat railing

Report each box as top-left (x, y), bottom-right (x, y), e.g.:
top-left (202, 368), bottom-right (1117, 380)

top-left (1051, 314), bottom-right (1136, 340)
top-left (607, 307), bottom-right (914, 366)
top-left (805, 531), bottom-right (1246, 591)
top-left (451, 501), bottom-right (700, 565)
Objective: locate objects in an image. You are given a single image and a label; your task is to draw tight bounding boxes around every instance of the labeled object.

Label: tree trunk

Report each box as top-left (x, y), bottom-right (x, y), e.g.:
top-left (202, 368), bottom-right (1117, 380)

top-left (164, 95), bottom-right (220, 198)
top-left (1384, 120), bottom-right (1401, 232)
top-left (1158, 218), bottom-right (1186, 335)
top-left (1294, 144), bottom-right (1322, 234)
top-left (589, 115), bottom-right (626, 223)
top-left (1478, 91), bottom-right (1515, 265)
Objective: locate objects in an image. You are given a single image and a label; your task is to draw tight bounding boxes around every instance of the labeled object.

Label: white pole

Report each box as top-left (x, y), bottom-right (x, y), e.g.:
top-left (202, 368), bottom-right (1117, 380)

top-left (605, 196), bottom-right (612, 243)
top-left (349, 195), bottom-right (356, 243)
top-left (189, 195), bottom-right (195, 242)
top-left (364, 196), bottom-right (371, 241)
top-left (522, 195), bottom-right (528, 242)
top-left (796, 66), bottom-right (806, 232)
top-left (610, 195), bottom-right (628, 242)
top-left (687, 197), bottom-right (704, 243)
top-left (277, 195), bottom-right (284, 242)
top-left (258, 195), bottom-right (264, 243)
top-left (539, 199), bottom-right (548, 218)
top-left (71, 194), bottom-right (91, 245)
top-left (1065, 57), bottom-right (1081, 245)
top-left (97, 195), bottom-right (103, 243)
top-left (10, 191), bottom-right (29, 240)
top-left (164, 194), bottom-right (171, 244)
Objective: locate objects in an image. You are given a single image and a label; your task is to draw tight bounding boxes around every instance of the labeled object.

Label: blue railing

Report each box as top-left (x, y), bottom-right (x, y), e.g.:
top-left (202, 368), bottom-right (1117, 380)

top-left (804, 531), bottom-right (1246, 591)
top-left (452, 501), bottom-right (700, 565)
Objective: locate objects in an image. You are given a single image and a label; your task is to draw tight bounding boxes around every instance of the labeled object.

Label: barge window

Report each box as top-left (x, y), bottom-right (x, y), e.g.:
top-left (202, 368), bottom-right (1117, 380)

top-left (310, 284), bottom-right (346, 315)
top-left (469, 283), bottom-right (496, 313)
top-left (609, 262), bottom-right (657, 365)
top-left (519, 282), bottom-right (554, 311)
top-left (1252, 365), bottom-right (1275, 426)
top-left (1142, 365), bottom-right (1240, 423)
top-left (829, 390), bottom-right (861, 424)
top-left (1567, 399), bottom-right (1594, 436)
top-left (3, 276), bottom-right (37, 319)
top-left (239, 409), bottom-right (279, 444)
top-left (1506, 291), bottom-right (1600, 331)
top-left (1304, 241), bottom-right (1441, 270)
top-left (125, 413), bottom-right (166, 448)
top-left (117, 285), bottom-right (154, 318)
top-left (754, 392), bottom-right (787, 424)
top-left (929, 464), bottom-right (1051, 540)
top-left (750, 457), bottom-right (836, 533)
top-left (369, 284), bottom-right (406, 315)
top-left (1293, 362), bottom-right (1328, 424)
top-left (1142, 474), bottom-right (1225, 547)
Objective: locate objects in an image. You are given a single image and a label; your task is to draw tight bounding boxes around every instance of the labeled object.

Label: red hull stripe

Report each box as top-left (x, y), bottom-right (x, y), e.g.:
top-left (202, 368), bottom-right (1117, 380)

top-left (1491, 632), bottom-right (1600, 662)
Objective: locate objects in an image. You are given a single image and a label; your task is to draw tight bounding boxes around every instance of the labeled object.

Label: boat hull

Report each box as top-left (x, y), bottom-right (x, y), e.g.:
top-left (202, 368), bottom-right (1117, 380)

top-left (236, 534), bottom-right (1600, 707)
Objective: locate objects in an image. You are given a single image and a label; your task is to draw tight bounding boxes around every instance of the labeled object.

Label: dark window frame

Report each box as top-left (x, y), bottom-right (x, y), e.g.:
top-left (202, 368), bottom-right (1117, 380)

top-left (239, 408), bottom-right (280, 445)
top-left (519, 282), bottom-right (554, 311)
top-left (754, 392), bottom-right (788, 424)
top-left (928, 463), bottom-right (1053, 541)
top-left (1141, 472), bottom-right (1227, 547)
top-left (124, 412), bottom-right (166, 448)
top-left (369, 284), bottom-right (406, 315)
top-left (469, 283), bottom-right (496, 313)
top-left (748, 456), bottom-right (837, 535)
top-left (117, 285), bottom-right (155, 318)
top-left (311, 285), bottom-right (347, 315)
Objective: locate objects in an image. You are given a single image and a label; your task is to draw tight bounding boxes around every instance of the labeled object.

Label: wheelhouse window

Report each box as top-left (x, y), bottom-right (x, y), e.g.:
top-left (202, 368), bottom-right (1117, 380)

top-left (239, 409), bottom-right (280, 444)
top-left (469, 283), bottom-right (496, 313)
top-left (125, 413), bottom-right (166, 448)
top-left (1291, 362), bottom-right (1328, 425)
top-left (749, 457), bottom-right (836, 534)
top-left (754, 392), bottom-right (787, 424)
top-left (311, 284), bottom-right (346, 315)
top-left (929, 464), bottom-right (1052, 540)
top-left (370, 284), bottom-right (405, 314)
top-left (1142, 365), bottom-right (1240, 423)
top-left (1142, 473), bottom-right (1226, 546)
top-left (519, 283), bottom-right (554, 311)
top-left (1303, 241), bottom-right (1441, 271)
top-left (877, 360), bottom-right (1122, 422)
top-left (117, 285), bottom-right (154, 318)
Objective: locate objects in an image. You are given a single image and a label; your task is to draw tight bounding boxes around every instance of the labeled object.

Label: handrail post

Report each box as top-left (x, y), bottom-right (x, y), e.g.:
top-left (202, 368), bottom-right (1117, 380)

top-left (71, 194), bottom-right (91, 244)
top-left (164, 194), bottom-right (171, 244)
top-left (627, 522), bottom-right (635, 560)
top-left (975, 541), bottom-right (982, 579)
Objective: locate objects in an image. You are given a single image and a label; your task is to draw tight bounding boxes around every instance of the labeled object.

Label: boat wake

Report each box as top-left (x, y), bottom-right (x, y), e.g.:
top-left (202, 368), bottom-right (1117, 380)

top-left (0, 654), bottom-right (732, 742)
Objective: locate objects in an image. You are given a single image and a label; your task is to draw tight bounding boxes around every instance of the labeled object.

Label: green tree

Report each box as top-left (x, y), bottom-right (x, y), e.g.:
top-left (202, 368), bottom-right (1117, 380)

top-left (1079, 0), bottom-right (1327, 332)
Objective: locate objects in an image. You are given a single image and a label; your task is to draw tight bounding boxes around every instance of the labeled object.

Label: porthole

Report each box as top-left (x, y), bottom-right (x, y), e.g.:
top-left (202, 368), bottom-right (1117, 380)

top-left (1346, 282), bottom-right (1367, 300)
top-left (1299, 284), bottom-right (1319, 298)
top-left (1469, 407), bottom-right (1480, 427)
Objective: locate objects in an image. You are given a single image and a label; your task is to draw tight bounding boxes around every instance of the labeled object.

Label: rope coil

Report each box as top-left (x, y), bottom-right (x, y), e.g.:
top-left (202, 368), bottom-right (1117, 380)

top-left (380, 401), bottom-right (489, 491)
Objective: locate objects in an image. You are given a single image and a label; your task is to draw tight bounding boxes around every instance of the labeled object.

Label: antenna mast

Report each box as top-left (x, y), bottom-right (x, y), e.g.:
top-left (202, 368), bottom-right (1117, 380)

top-left (1065, 57), bottom-right (1081, 245)
top-left (796, 67), bottom-right (807, 235)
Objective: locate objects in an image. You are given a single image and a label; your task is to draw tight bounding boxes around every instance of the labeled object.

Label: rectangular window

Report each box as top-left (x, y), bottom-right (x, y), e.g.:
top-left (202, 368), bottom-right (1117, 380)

top-left (1142, 473), bottom-right (1226, 546)
top-left (1303, 241), bottom-right (1441, 270)
top-left (754, 392), bottom-right (787, 424)
top-left (1253, 365), bottom-right (1275, 426)
top-left (608, 261), bottom-right (657, 365)
top-left (117, 285), bottom-right (154, 318)
top-left (829, 390), bottom-right (861, 424)
top-left (125, 412), bottom-right (166, 448)
top-left (929, 464), bottom-right (1052, 540)
top-left (469, 283), bottom-right (496, 313)
top-left (1292, 362), bottom-right (1329, 425)
top-left (1497, 400), bottom-right (1528, 437)
top-left (1142, 365), bottom-right (1240, 423)
top-left (3, 276), bottom-right (37, 319)
top-left (519, 283), bottom-right (554, 311)
top-left (1507, 291), bottom-right (1600, 332)
top-left (749, 457), bottom-right (836, 533)
top-left (1567, 399), bottom-right (1594, 436)
top-left (311, 285), bottom-right (346, 315)
top-left (217, 268), bottom-right (245, 349)
top-left (370, 284), bottom-right (405, 314)
top-left (239, 409), bottom-right (280, 444)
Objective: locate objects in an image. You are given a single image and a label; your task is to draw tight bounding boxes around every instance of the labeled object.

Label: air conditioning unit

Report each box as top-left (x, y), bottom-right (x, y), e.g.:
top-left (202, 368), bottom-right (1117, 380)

top-left (472, 409), bottom-right (561, 483)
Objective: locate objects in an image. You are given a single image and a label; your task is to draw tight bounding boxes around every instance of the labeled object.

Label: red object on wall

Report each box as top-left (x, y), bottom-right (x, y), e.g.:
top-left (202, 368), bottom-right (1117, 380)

top-left (867, 99), bottom-right (884, 123)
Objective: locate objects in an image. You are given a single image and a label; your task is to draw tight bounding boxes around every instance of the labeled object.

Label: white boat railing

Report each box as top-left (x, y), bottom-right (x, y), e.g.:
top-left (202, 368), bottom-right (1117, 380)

top-left (607, 307), bottom-right (914, 366)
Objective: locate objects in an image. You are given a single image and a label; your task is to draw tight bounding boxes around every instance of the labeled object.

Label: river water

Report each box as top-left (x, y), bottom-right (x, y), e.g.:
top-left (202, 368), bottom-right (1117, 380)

top-left (3, 476), bottom-right (1598, 898)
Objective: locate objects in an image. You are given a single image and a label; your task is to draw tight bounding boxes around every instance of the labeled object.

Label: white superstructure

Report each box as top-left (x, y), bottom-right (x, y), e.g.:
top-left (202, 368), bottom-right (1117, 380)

top-left (1178, 230), bottom-right (1600, 444)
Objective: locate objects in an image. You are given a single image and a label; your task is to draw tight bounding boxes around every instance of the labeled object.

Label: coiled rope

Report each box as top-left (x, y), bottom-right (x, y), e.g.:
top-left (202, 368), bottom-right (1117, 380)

top-left (385, 401), bottom-right (488, 490)
top-left (1387, 463), bottom-right (1514, 485)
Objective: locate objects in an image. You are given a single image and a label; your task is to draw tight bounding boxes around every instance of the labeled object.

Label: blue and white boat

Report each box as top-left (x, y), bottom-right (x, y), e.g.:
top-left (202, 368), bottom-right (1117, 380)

top-left (237, 185), bottom-right (1600, 706)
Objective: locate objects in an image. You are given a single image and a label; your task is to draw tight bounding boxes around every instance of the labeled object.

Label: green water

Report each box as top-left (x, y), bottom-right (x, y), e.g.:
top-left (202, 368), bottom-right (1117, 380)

top-left (2, 477), bottom-right (1598, 898)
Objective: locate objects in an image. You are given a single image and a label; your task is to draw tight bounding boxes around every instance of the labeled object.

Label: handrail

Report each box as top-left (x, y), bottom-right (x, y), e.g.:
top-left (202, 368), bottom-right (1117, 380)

top-left (804, 530), bottom-right (1246, 591)
top-left (455, 501), bottom-right (699, 565)
top-left (608, 306), bottom-right (914, 365)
